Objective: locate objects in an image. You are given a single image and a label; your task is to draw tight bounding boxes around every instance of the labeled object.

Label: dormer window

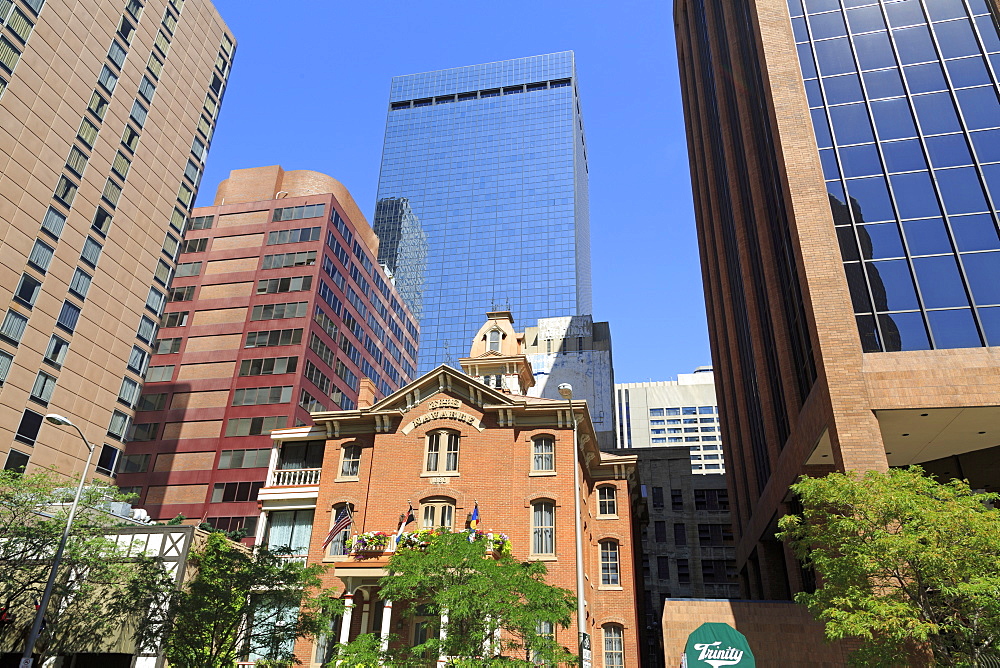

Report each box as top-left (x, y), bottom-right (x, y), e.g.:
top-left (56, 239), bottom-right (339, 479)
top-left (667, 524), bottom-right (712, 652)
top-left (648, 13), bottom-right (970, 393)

top-left (488, 329), bottom-right (501, 352)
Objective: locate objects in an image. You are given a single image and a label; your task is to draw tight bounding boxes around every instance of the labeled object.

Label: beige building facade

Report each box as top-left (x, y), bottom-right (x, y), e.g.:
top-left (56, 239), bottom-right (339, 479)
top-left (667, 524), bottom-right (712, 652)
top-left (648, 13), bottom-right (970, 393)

top-left (0, 0), bottom-right (234, 481)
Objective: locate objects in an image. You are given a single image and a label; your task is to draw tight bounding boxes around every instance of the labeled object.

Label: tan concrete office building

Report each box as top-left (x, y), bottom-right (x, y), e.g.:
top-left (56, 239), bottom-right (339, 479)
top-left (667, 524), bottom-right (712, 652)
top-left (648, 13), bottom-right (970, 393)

top-left (0, 0), bottom-right (234, 479)
top-left (675, 0), bottom-right (1000, 600)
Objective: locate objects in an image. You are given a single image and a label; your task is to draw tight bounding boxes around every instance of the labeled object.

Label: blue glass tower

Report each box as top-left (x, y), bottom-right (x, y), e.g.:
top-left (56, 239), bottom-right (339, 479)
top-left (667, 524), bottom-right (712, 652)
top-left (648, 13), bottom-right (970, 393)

top-left (374, 52), bottom-right (592, 372)
top-left (794, 0), bottom-right (1000, 351)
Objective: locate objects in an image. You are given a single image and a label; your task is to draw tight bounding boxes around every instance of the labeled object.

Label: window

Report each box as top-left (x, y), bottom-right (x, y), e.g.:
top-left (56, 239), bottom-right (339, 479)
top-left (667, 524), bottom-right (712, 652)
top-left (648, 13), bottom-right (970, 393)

top-left (108, 41), bottom-right (126, 68)
top-left (339, 444), bottom-right (361, 478)
top-left (117, 15), bottom-right (135, 42)
top-left (272, 204), bottom-right (325, 222)
top-left (531, 501), bottom-right (555, 555)
top-left (145, 365), bottom-right (174, 382)
top-left (250, 302), bottom-right (308, 322)
top-left (263, 250), bottom-right (317, 269)
top-left (424, 430), bottom-right (459, 473)
top-left (111, 151), bottom-right (131, 180)
top-left (26, 240), bottom-right (52, 276)
top-left (136, 393), bottom-right (167, 411)
top-left (107, 410), bottom-right (130, 441)
top-left (160, 311), bottom-right (188, 328)
top-left (154, 30), bottom-right (169, 55)
top-left (657, 555), bottom-right (670, 582)
top-left (121, 124), bottom-right (139, 151)
top-left (677, 559), bottom-right (690, 584)
top-left (487, 329), bottom-right (501, 351)
top-left (136, 316), bottom-right (157, 344)
top-left (0, 35), bottom-right (19, 73)
top-left (600, 541), bottom-right (620, 586)
top-left (4, 449), bottom-right (29, 473)
top-left (14, 273), bottom-right (41, 307)
top-left (671, 489), bottom-right (684, 511)
top-left (532, 436), bottom-right (554, 472)
top-left (129, 100), bottom-right (147, 127)
top-left (189, 215), bottom-right (213, 230)
top-left (66, 144), bottom-right (88, 174)
top-left (256, 275), bottom-right (312, 295)
top-left (179, 238), bottom-right (207, 253)
top-left (219, 448), bottom-right (271, 469)
top-left (102, 179), bottom-right (122, 207)
top-left (327, 503), bottom-right (354, 556)
top-left (41, 207), bottom-right (66, 238)
top-left (118, 377), bottom-right (140, 407)
top-left (118, 453), bottom-right (149, 474)
top-left (649, 408), bottom-right (664, 417)
top-left (168, 286), bottom-right (194, 302)
top-left (152, 259), bottom-right (171, 285)
top-left (266, 226), bottom-right (321, 245)
top-left (138, 75), bottom-right (155, 102)
top-left (129, 423), bottom-right (158, 441)
top-left (81, 237), bottom-right (102, 267)
top-left (698, 524), bottom-right (734, 546)
top-left (146, 287), bottom-right (166, 314)
top-left (162, 233), bottom-right (179, 259)
top-left (694, 489), bottom-right (730, 511)
top-left (224, 415), bottom-right (286, 437)
top-left (183, 160), bottom-right (199, 183)
top-left (30, 371), bottom-right (56, 404)
top-left (0, 350), bottom-right (12, 385)
top-left (206, 516), bottom-right (258, 536)
top-left (191, 136), bottom-right (205, 160)
top-left (674, 523), bottom-right (687, 546)
top-left (420, 497), bottom-right (454, 530)
top-left (238, 356), bottom-right (297, 376)
top-left (54, 175), bottom-right (78, 206)
top-left (173, 261), bottom-right (201, 277)
top-left (127, 346), bottom-right (148, 374)
top-left (0, 309), bottom-right (28, 343)
top-left (278, 441), bottom-right (324, 470)
top-left (57, 301), bottom-right (81, 333)
top-left (69, 268), bottom-right (91, 299)
top-left (603, 625), bottom-right (624, 668)
top-left (92, 207), bottom-right (112, 235)
top-left (98, 65), bottom-right (117, 93)
top-left (598, 486), bottom-right (617, 516)
top-left (15, 409), bottom-right (43, 445)
top-left (231, 386), bottom-right (292, 406)
top-left (211, 481), bottom-right (265, 504)
top-left (96, 444), bottom-right (120, 476)
top-left (702, 560), bottom-right (736, 584)
top-left (154, 337), bottom-right (181, 354)
top-left (177, 182), bottom-right (192, 206)
top-left (654, 520), bottom-right (667, 543)
top-left (245, 328), bottom-right (303, 347)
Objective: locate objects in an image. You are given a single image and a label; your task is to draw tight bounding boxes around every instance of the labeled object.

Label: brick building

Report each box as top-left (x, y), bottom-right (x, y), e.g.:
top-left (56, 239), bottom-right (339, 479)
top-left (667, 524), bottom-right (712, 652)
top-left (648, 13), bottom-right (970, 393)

top-left (256, 312), bottom-right (641, 667)
top-left (0, 0), bottom-right (234, 480)
top-left (117, 166), bottom-right (419, 527)
top-left (675, 0), bottom-right (1000, 600)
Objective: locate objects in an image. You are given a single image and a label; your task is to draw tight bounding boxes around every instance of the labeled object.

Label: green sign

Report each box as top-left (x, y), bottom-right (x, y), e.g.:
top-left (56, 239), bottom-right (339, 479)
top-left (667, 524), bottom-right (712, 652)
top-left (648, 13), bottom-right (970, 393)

top-left (682, 623), bottom-right (755, 668)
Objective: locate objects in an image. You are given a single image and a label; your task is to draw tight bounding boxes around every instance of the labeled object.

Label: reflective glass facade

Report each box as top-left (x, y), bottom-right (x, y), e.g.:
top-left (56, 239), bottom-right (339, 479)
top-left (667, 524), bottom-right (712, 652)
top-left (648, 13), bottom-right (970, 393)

top-left (375, 52), bottom-right (592, 372)
top-left (793, 0), bottom-right (1000, 351)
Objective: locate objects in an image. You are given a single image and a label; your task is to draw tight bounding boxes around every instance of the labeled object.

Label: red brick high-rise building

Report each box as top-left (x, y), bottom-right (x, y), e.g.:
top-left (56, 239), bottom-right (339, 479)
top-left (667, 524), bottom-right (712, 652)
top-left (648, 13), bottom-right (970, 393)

top-left (117, 166), bottom-right (419, 529)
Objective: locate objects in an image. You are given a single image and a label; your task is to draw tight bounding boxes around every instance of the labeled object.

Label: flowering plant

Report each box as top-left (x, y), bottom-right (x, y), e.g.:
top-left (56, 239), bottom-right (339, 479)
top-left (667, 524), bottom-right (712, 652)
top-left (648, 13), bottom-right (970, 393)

top-left (469, 530), bottom-right (512, 555)
top-left (347, 531), bottom-right (391, 552)
top-left (396, 528), bottom-right (439, 549)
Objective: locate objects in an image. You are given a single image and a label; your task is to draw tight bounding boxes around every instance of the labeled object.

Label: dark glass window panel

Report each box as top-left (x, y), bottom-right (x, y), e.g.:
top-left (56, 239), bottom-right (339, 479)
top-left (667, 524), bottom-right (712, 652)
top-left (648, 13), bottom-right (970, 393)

top-left (792, 16), bottom-right (809, 42)
top-left (812, 108), bottom-right (833, 147)
top-left (912, 93), bottom-right (961, 134)
top-left (789, 0), bottom-right (804, 18)
top-left (854, 32), bottom-right (897, 70)
top-left (805, 78), bottom-right (823, 106)
top-left (927, 309), bottom-right (982, 348)
top-left (935, 167), bottom-right (988, 214)
top-left (979, 306), bottom-right (1000, 346)
top-left (992, 54), bottom-right (1000, 77)
top-left (946, 56), bottom-right (991, 88)
top-left (891, 171), bottom-right (941, 219)
top-left (838, 226), bottom-right (861, 261)
top-left (824, 73), bottom-right (864, 104)
top-left (839, 143), bottom-right (882, 177)
top-left (971, 129), bottom-right (1000, 163)
top-left (878, 312), bottom-right (930, 351)
top-left (830, 103), bottom-right (874, 144)
top-left (845, 262), bottom-right (873, 311)
top-left (829, 188), bottom-right (853, 224)
top-left (805, 0), bottom-right (840, 13)
top-left (968, 0), bottom-right (990, 15)
top-left (857, 314), bottom-right (881, 351)
top-left (902, 218), bottom-right (953, 256)
top-left (859, 223), bottom-right (905, 259)
top-left (882, 139), bottom-right (927, 172)
top-left (935, 19), bottom-right (981, 59)
top-left (926, 134), bottom-right (973, 168)
top-left (885, 0), bottom-right (926, 28)
top-left (810, 11), bottom-right (848, 39)
top-left (868, 259), bottom-right (920, 310)
top-left (820, 148), bottom-right (841, 179)
top-left (863, 68), bottom-right (905, 99)
top-left (846, 6), bottom-right (886, 34)
top-left (926, 0), bottom-right (968, 21)
top-left (895, 25), bottom-right (939, 65)
top-left (843, 0), bottom-right (874, 6)
top-left (913, 255), bottom-right (970, 308)
top-left (847, 176), bottom-right (895, 222)
top-left (981, 163), bottom-right (1000, 203)
top-left (962, 251), bottom-right (1000, 305)
top-left (798, 43), bottom-right (818, 78)
top-left (951, 214), bottom-right (1000, 251)
top-left (976, 16), bottom-right (1000, 52)
top-left (871, 98), bottom-right (917, 140)
top-left (956, 87), bottom-right (1000, 131)
top-left (903, 62), bottom-right (947, 93)
top-left (815, 38), bottom-right (857, 76)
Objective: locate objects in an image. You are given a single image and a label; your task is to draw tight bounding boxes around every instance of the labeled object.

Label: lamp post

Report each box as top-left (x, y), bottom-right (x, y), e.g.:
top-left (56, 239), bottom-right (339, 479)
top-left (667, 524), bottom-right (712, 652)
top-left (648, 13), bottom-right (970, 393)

top-left (557, 383), bottom-right (590, 668)
top-left (20, 414), bottom-right (97, 668)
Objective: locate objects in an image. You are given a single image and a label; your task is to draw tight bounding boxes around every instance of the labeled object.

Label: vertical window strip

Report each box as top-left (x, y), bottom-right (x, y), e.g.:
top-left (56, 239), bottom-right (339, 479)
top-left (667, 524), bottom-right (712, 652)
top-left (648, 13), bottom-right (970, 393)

top-left (7, 8), bottom-right (33, 42)
top-left (0, 309), bottom-right (28, 343)
top-left (0, 35), bottom-right (20, 73)
top-left (112, 152), bottom-right (131, 180)
top-left (28, 240), bottom-right (53, 271)
top-left (0, 350), bottom-right (12, 383)
top-left (41, 207), bottom-right (66, 238)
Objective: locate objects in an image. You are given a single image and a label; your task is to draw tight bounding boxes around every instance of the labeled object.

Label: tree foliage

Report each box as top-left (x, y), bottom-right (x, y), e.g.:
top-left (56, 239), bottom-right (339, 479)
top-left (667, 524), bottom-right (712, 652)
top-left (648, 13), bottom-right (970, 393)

top-left (332, 530), bottom-right (577, 666)
top-left (160, 531), bottom-right (342, 668)
top-left (778, 466), bottom-right (1000, 667)
top-left (0, 470), bottom-right (173, 663)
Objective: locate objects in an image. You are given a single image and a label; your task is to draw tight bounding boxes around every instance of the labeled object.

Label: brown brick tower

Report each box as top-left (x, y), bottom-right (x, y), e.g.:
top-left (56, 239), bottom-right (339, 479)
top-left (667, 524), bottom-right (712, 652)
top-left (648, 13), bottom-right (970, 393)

top-left (0, 0), bottom-right (234, 481)
top-left (675, 0), bottom-right (1000, 600)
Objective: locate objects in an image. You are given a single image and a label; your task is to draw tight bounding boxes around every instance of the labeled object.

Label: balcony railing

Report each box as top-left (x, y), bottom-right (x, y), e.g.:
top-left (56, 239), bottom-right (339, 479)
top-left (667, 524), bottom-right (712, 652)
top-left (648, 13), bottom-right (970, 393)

top-left (268, 468), bottom-right (321, 487)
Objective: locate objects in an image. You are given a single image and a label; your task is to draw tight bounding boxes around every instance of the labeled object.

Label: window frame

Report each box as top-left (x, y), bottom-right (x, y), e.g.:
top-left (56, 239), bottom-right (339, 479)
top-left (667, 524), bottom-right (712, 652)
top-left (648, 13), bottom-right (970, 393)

top-left (597, 485), bottom-right (618, 518)
top-left (531, 499), bottom-right (556, 557)
top-left (419, 496), bottom-right (455, 531)
top-left (531, 435), bottom-right (555, 474)
top-left (599, 540), bottom-right (621, 587)
top-left (602, 624), bottom-right (625, 668)
top-left (338, 443), bottom-right (361, 479)
top-left (423, 429), bottom-right (460, 475)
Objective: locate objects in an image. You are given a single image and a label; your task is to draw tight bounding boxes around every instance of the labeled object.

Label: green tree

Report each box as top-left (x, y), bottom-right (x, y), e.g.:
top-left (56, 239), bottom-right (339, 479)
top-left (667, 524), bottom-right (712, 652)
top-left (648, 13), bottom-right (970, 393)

top-left (0, 470), bottom-right (173, 664)
top-left (160, 531), bottom-right (341, 668)
top-left (778, 466), bottom-right (1000, 667)
top-left (332, 530), bottom-right (577, 666)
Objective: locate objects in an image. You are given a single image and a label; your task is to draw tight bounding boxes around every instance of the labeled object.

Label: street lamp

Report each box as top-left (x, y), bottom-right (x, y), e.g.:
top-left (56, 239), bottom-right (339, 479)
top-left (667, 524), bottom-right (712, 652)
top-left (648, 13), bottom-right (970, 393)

top-left (20, 414), bottom-right (97, 668)
top-left (557, 384), bottom-right (590, 668)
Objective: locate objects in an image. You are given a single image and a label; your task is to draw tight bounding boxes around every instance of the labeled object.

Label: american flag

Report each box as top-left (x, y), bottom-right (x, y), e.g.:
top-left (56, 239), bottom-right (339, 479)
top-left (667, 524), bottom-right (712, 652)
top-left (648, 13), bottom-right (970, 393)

top-left (322, 506), bottom-right (353, 548)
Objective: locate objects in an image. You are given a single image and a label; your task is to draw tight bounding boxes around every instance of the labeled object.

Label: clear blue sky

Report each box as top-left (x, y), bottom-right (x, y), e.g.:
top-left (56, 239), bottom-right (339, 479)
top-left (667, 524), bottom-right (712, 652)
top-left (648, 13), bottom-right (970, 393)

top-left (199, 0), bottom-right (712, 383)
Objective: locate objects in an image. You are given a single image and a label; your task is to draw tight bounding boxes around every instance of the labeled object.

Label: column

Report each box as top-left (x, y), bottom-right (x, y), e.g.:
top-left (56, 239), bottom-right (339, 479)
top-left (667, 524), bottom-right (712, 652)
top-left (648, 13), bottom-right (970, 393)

top-left (380, 600), bottom-right (393, 651)
top-left (339, 593), bottom-right (354, 645)
top-left (437, 608), bottom-right (449, 666)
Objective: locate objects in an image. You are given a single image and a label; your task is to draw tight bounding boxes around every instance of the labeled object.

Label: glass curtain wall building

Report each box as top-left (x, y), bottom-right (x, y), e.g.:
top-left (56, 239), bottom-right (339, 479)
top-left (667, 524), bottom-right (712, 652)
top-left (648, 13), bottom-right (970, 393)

top-left (795, 0), bottom-right (1000, 350)
top-left (374, 52), bottom-right (592, 372)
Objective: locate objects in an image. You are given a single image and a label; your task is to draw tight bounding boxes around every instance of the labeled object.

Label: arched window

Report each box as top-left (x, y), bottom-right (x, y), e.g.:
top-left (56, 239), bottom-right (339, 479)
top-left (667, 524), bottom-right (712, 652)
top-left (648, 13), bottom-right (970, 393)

top-left (425, 430), bottom-right (459, 473)
top-left (488, 329), bottom-right (501, 352)
top-left (339, 443), bottom-right (361, 478)
top-left (602, 624), bottom-right (624, 668)
top-left (599, 540), bottom-right (620, 586)
top-left (532, 436), bottom-right (555, 472)
top-left (532, 500), bottom-right (555, 555)
top-left (420, 497), bottom-right (455, 530)
top-left (597, 486), bottom-right (617, 516)
top-left (327, 502), bottom-right (354, 556)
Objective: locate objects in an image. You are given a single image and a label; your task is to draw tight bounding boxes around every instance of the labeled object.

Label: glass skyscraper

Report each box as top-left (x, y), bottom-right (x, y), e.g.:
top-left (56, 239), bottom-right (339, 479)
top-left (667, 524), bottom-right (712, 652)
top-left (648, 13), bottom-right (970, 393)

top-left (794, 0), bottom-right (1000, 351)
top-left (374, 52), bottom-right (592, 372)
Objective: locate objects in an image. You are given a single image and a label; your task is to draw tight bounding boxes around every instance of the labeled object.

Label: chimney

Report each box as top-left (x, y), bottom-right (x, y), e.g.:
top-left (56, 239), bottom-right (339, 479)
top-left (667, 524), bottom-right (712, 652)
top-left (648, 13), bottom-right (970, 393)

top-left (357, 379), bottom-right (377, 408)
